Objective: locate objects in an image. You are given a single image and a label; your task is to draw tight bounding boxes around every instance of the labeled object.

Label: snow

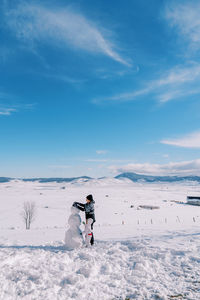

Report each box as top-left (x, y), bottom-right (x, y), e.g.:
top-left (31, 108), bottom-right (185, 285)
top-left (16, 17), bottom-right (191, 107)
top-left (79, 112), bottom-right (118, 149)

top-left (64, 207), bottom-right (83, 250)
top-left (0, 179), bottom-right (200, 299)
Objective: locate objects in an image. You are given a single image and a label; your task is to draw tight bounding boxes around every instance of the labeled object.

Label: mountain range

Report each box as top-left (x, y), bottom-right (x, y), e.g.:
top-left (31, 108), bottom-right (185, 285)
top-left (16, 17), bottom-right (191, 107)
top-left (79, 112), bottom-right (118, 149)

top-left (1, 172), bottom-right (200, 183)
top-left (115, 172), bottom-right (200, 183)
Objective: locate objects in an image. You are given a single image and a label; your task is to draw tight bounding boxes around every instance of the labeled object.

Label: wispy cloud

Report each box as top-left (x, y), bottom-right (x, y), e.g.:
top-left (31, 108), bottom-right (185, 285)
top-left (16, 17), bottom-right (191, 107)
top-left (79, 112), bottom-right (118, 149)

top-left (93, 63), bottom-right (200, 104)
top-left (0, 107), bottom-right (17, 116)
top-left (165, 1), bottom-right (200, 51)
top-left (95, 66), bottom-right (139, 80)
top-left (0, 103), bottom-right (35, 116)
top-left (42, 73), bottom-right (86, 85)
top-left (4, 2), bottom-right (130, 66)
top-left (110, 159), bottom-right (200, 176)
top-left (0, 90), bottom-right (17, 116)
top-left (85, 158), bottom-right (134, 163)
top-left (85, 159), bottom-right (108, 163)
top-left (96, 150), bottom-right (108, 155)
top-left (0, 88), bottom-right (36, 116)
top-left (93, 2), bottom-right (200, 105)
top-left (161, 131), bottom-right (200, 149)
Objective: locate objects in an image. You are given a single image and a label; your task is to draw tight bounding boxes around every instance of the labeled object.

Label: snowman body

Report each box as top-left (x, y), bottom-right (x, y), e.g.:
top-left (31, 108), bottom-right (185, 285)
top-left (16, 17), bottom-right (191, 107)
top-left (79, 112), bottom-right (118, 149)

top-left (64, 207), bottom-right (83, 249)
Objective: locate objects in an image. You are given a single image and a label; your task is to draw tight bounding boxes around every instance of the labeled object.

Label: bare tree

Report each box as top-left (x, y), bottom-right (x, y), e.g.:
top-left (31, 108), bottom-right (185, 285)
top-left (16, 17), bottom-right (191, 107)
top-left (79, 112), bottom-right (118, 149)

top-left (21, 201), bottom-right (36, 229)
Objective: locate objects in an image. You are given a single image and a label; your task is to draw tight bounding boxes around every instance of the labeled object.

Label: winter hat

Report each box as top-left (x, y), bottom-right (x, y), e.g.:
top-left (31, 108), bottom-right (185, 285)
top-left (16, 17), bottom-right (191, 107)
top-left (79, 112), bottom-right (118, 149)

top-left (86, 194), bottom-right (93, 202)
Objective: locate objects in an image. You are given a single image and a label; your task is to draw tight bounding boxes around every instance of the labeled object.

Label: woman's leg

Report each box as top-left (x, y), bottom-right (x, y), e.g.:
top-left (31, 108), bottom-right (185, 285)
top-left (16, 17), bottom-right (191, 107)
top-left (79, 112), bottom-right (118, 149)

top-left (90, 232), bottom-right (94, 245)
top-left (84, 218), bottom-right (93, 246)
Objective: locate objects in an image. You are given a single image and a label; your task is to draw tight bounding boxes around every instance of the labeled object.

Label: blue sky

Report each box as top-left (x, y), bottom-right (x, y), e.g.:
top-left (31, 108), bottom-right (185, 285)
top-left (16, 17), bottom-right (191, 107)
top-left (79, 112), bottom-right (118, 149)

top-left (1, 0), bottom-right (200, 177)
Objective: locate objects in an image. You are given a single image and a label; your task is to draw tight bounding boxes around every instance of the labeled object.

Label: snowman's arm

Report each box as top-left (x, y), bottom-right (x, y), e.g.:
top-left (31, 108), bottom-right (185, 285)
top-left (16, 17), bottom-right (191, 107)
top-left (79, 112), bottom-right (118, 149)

top-left (73, 202), bottom-right (85, 211)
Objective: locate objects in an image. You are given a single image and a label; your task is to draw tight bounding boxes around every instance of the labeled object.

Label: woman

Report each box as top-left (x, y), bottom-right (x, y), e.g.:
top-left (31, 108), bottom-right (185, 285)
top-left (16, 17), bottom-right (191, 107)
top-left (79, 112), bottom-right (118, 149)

top-left (73, 194), bottom-right (95, 246)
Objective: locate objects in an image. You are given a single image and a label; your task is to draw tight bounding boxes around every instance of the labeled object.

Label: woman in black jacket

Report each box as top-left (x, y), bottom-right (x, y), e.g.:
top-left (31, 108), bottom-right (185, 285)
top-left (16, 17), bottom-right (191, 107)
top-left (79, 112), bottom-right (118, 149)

top-left (73, 194), bottom-right (95, 245)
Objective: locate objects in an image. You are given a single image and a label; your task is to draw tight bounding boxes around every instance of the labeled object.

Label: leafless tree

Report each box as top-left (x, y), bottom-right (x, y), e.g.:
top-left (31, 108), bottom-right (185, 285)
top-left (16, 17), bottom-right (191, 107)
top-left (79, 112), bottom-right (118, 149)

top-left (21, 201), bottom-right (36, 229)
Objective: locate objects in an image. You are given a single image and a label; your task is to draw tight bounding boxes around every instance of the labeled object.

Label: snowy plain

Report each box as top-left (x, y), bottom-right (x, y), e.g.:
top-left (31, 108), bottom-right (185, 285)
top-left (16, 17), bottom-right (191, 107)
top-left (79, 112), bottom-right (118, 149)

top-left (0, 178), bottom-right (200, 299)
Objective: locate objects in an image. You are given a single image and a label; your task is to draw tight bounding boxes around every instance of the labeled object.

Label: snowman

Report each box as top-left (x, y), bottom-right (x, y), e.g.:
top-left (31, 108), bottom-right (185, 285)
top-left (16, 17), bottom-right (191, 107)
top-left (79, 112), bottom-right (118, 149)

top-left (64, 206), bottom-right (83, 250)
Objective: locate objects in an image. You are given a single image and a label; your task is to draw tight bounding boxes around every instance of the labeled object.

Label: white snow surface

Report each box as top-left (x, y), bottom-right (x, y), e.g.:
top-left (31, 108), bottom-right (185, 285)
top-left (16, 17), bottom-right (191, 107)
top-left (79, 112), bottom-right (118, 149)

top-left (1, 179), bottom-right (200, 299)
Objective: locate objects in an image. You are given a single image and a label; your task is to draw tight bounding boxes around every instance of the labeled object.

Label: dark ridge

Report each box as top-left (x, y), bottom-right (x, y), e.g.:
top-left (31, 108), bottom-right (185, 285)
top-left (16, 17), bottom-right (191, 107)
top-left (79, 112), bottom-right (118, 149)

top-left (21, 176), bottom-right (92, 183)
top-left (0, 177), bottom-right (12, 183)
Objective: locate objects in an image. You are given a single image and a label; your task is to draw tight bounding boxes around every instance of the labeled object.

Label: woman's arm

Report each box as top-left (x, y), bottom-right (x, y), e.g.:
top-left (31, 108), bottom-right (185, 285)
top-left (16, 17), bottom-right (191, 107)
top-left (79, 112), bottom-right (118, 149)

top-left (73, 202), bottom-right (85, 211)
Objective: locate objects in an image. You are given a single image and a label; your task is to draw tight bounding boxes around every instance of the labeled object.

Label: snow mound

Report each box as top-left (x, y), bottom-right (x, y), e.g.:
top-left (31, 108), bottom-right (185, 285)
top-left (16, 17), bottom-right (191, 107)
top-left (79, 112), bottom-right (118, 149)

top-left (1, 233), bottom-right (200, 299)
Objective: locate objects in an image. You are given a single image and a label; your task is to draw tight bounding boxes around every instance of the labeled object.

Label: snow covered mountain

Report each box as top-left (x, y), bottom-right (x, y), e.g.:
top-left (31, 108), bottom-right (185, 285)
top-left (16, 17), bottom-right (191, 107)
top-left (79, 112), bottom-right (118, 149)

top-left (116, 172), bottom-right (200, 183)
top-left (1, 173), bottom-right (200, 184)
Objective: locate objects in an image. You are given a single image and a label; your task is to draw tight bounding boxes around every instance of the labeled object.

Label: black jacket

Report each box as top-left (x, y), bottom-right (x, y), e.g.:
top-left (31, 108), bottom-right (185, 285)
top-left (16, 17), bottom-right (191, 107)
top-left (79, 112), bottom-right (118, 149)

top-left (73, 201), bottom-right (96, 222)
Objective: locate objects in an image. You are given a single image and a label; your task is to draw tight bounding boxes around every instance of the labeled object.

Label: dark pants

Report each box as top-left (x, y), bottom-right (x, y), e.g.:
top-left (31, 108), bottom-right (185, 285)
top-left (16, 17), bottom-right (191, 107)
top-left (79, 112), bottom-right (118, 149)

top-left (90, 232), bottom-right (94, 245)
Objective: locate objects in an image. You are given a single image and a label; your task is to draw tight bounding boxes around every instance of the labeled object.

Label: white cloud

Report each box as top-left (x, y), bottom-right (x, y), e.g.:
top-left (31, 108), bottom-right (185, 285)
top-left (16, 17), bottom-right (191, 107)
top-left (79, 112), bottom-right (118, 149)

top-left (84, 158), bottom-right (132, 163)
top-left (157, 64), bottom-right (200, 85)
top-left (5, 3), bottom-right (130, 66)
top-left (96, 150), bottom-right (108, 155)
top-left (0, 89), bottom-right (36, 116)
top-left (42, 73), bottom-right (86, 85)
top-left (0, 107), bottom-right (17, 115)
top-left (93, 63), bottom-right (200, 104)
top-left (110, 159), bottom-right (200, 176)
top-left (158, 88), bottom-right (200, 103)
top-left (85, 159), bottom-right (108, 163)
top-left (165, 1), bottom-right (200, 50)
top-left (161, 131), bottom-right (200, 149)
top-left (93, 2), bottom-right (200, 105)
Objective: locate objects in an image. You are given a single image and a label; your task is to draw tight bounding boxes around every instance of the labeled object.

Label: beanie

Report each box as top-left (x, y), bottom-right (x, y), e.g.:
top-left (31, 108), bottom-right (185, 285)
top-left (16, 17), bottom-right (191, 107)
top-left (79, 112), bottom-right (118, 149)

top-left (86, 194), bottom-right (93, 202)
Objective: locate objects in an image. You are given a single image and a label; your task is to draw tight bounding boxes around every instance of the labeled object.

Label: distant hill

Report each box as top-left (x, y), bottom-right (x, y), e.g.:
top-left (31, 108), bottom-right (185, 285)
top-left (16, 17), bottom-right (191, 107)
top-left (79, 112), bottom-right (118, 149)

top-left (115, 172), bottom-right (200, 183)
top-left (0, 176), bottom-right (92, 183)
top-left (0, 177), bottom-right (12, 183)
top-left (22, 176), bottom-right (92, 183)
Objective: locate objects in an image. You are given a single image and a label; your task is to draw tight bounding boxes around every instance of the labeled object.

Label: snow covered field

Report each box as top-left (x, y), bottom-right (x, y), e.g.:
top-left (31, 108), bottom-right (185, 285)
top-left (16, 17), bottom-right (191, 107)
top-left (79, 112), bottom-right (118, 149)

top-left (1, 179), bottom-right (200, 299)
